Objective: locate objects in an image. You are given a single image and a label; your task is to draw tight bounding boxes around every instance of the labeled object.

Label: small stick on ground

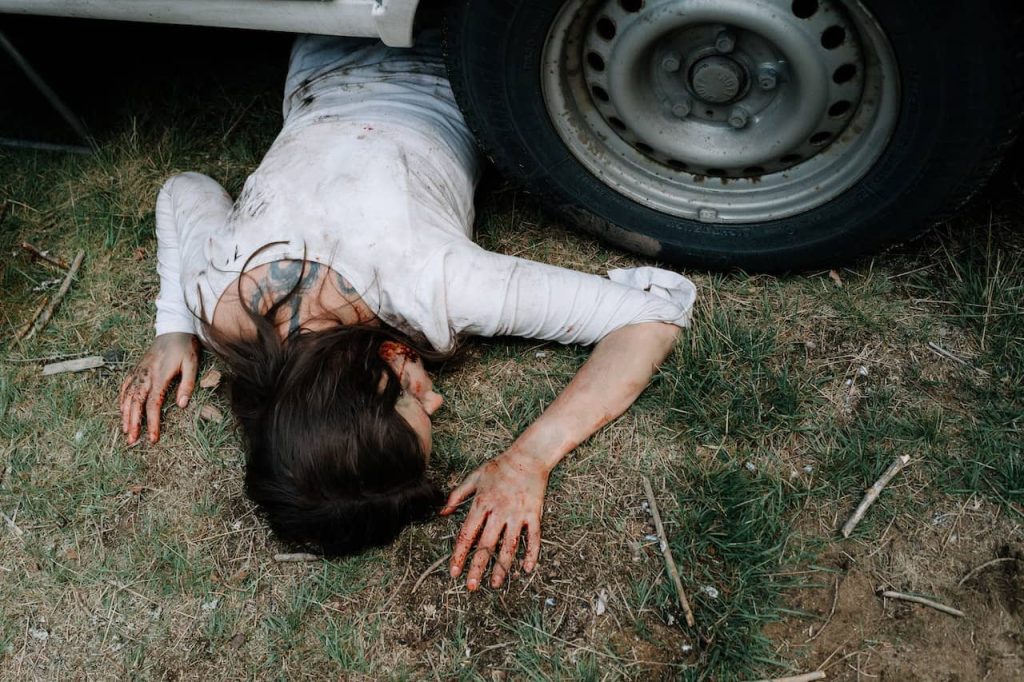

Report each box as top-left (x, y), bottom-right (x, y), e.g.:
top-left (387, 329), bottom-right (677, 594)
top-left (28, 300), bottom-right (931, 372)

top-left (2, 511), bottom-right (24, 537)
top-left (19, 249), bottom-right (85, 343)
top-left (15, 297), bottom-right (50, 342)
top-left (412, 554), bottom-right (450, 594)
top-left (20, 242), bottom-right (69, 270)
top-left (879, 590), bottom-right (964, 618)
top-left (642, 475), bottom-right (695, 627)
top-left (927, 341), bottom-right (989, 377)
top-left (957, 557), bottom-right (1019, 588)
top-left (41, 356), bottom-right (105, 376)
top-left (841, 454), bottom-right (910, 538)
top-left (273, 552), bottom-right (320, 563)
top-left (749, 672), bottom-right (826, 682)
top-left (805, 576), bottom-right (840, 643)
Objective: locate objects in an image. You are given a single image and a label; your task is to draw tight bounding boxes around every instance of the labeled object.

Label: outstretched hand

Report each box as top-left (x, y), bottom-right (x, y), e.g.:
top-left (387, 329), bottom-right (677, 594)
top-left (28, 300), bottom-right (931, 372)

top-left (441, 450), bottom-right (551, 590)
top-left (119, 332), bottom-right (200, 445)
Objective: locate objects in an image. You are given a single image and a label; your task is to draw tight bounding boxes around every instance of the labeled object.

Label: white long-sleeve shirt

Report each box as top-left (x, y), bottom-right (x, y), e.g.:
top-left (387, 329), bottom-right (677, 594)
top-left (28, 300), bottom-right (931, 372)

top-left (153, 34), bottom-right (697, 351)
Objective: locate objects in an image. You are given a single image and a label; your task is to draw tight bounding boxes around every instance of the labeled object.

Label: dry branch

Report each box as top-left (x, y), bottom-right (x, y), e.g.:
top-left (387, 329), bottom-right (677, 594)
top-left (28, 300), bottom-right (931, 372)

top-left (642, 475), bottom-right (695, 627)
top-left (273, 552), bottom-right (320, 563)
top-left (879, 590), bottom-right (964, 618)
top-left (412, 554), bottom-right (449, 594)
top-left (957, 557), bottom-right (1019, 588)
top-left (41, 356), bottom-right (105, 376)
top-left (841, 454), bottom-right (910, 538)
top-left (20, 241), bottom-right (69, 270)
top-left (749, 672), bottom-right (825, 682)
top-left (19, 249), bottom-right (85, 343)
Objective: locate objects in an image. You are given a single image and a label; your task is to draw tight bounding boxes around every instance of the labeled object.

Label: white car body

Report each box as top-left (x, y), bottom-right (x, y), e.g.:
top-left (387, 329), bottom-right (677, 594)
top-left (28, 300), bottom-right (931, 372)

top-left (0, 0), bottom-right (423, 46)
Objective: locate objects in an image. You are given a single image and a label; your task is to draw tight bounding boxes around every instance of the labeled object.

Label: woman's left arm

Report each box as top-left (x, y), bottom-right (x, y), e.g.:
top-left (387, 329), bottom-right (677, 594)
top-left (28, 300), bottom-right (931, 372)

top-left (441, 320), bottom-right (681, 590)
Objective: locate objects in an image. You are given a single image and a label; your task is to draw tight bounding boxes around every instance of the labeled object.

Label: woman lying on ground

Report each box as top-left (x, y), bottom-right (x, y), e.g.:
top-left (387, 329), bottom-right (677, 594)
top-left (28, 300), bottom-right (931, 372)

top-left (118, 32), bottom-right (696, 591)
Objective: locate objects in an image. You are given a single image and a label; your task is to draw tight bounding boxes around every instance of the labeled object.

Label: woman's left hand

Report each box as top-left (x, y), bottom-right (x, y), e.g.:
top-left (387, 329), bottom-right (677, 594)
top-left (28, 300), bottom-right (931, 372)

top-left (441, 450), bottom-right (551, 590)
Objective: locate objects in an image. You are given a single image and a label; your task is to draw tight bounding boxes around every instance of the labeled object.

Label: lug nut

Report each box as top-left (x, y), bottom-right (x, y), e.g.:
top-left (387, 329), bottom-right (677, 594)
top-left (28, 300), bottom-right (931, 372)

top-left (671, 99), bottom-right (692, 119)
top-left (661, 51), bottom-right (682, 73)
top-left (728, 106), bottom-right (750, 129)
top-left (758, 66), bottom-right (778, 90)
top-left (715, 31), bottom-right (736, 53)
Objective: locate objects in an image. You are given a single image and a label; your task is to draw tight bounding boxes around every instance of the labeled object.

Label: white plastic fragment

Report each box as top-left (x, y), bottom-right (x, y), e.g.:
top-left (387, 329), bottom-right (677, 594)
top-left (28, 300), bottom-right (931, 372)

top-left (544, 597), bottom-right (556, 607)
top-left (744, 462), bottom-right (757, 473)
top-left (594, 589), bottom-right (608, 616)
top-left (700, 585), bottom-right (719, 599)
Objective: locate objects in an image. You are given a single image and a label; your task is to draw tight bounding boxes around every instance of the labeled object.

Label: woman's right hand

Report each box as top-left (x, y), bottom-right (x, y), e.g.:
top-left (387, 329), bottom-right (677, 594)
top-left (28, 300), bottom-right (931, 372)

top-left (119, 332), bottom-right (200, 445)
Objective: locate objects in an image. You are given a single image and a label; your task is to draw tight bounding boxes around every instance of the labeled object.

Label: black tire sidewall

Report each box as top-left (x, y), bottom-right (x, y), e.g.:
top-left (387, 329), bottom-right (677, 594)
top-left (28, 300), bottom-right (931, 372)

top-left (446, 0), bottom-right (1018, 271)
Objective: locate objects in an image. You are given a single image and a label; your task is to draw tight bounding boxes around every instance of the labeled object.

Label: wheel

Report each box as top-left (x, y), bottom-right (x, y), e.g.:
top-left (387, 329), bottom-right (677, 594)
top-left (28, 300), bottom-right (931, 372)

top-left (443, 0), bottom-right (1024, 271)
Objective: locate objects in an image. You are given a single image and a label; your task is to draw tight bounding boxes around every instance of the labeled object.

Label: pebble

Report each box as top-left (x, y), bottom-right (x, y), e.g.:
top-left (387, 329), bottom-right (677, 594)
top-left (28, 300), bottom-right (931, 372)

top-left (544, 597), bottom-right (557, 608)
top-left (700, 585), bottom-right (720, 599)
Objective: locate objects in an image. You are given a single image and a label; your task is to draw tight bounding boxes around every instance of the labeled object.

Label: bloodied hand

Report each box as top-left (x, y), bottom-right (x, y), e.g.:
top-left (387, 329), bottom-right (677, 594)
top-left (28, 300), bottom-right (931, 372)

top-left (119, 332), bottom-right (200, 445)
top-left (441, 449), bottom-right (551, 590)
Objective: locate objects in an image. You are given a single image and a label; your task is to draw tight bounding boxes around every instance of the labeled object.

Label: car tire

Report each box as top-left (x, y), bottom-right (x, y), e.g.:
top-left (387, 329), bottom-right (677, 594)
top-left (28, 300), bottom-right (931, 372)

top-left (443, 0), bottom-right (1024, 271)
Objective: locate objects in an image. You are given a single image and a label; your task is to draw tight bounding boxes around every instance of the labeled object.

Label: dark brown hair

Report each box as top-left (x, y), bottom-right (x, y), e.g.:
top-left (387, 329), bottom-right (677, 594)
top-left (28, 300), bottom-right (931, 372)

top-left (203, 270), bottom-right (445, 556)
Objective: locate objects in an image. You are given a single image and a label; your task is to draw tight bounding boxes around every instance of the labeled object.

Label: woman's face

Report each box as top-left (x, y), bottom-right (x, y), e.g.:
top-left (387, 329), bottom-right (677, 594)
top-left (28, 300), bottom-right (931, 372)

top-left (379, 342), bottom-right (443, 457)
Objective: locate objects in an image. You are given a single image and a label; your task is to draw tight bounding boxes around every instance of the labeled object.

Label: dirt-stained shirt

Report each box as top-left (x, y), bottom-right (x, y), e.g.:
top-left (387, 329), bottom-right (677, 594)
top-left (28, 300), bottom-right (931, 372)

top-left (153, 34), bottom-right (696, 350)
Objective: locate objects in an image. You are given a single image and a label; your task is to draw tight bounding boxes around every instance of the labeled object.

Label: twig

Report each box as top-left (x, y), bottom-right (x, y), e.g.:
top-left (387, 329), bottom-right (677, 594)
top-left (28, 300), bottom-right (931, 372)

top-left (412, 554), bottom-right (449, 594)
top-left (20, 242), bottom-right (69, 270)
top-left (41, 356), bottom-right (105, 376)
top-left (273, 552), bottom-right (320, 563)
top-left (841, 455), bottom-right (911, 538)
top-left (19, 249), bottom-right (85, 343)
top-left (751, 671), bottom-right (829, 682)
top-left (879, 590), bottom-right (964, 618)
top-left (805, 576), bottom-right (840, 642)
top-left (642, 475), bottom-right (695, 627)
top-left (2, 511), bottom-right (24, 537)
top-left (957, 557), bottom-right (1019, 588)
top-left (14, 297), bottom-right (50, 342)
top-left (926, 341), bottom-right (989, 377)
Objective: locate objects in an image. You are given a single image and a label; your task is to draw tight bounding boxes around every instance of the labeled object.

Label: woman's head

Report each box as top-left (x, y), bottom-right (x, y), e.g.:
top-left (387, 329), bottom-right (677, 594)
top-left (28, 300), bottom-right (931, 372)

top-left (207, 315), bottom-right (446, 557)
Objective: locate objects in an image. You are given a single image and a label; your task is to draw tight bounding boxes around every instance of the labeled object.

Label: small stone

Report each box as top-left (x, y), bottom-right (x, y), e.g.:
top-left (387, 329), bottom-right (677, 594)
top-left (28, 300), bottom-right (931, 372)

top-left (802, 465), bottom-right (814, 474)
top-left (200, 369), bottom-right (222, 389)
top-left (544, 597), bottom-right (556, 608)
top-left (700, 585), bottom-right (719, 599)
top-left (231, 519), bottom-right (242, 531)
top-left (227, 632), bottom-right (246, 650)
top-left (29, 627), bottom-right (48, 642)
top-left (857, 365), bottom-right (869, 377)
top-left (534, 351), bottom-right (550, 359)
top-left (200, 404), bottom-right (224, 424)
top-left (744, 461), bottom-right (757, 473)
top-left (682, 643), bottom-right (693, 653)
top-left (594, 589), bottom-right (608, 616)
top-left (643, 534), bottom-right (659, 543)
top-left (201, 598), bottom-right (220, 612)
top-left (804, 340), bottom-right (817, 350)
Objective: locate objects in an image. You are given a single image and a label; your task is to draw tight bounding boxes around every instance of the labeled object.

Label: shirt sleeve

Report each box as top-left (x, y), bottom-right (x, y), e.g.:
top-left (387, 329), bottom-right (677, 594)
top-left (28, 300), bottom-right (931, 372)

top-left (433, 241), bottom-right (697, 347)
top-left (153, 172), bottom-right (233, 337)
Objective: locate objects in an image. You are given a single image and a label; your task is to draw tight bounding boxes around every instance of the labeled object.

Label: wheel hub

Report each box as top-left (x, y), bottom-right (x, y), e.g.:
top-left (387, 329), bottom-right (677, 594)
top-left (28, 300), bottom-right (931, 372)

top-left (541, 0), bottom-right (900, 223)
top-left (690, 56), bottom-right (746, 104)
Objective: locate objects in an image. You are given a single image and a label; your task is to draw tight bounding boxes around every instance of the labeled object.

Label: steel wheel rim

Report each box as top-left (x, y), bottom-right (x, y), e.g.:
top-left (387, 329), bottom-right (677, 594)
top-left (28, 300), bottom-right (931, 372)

top-left (541, 0), bottom-right (901, 224)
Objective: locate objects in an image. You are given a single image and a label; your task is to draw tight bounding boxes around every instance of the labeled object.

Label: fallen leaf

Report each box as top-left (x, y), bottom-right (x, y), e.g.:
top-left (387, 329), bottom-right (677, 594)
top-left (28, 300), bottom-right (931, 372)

top-left (127, 484), bottom-right (145, 495)
top-left (200, 405), bottom-right (224, 424)
top-left (227, 632), bottom-right (246, 650)
top-left (132, 247), bottom-right (146, 261)
top-left (828, 269), bottom-right (843, 287)
top-left (199, 369), bottom-right (222, 390)
top-left (65, 548), bottom-right (79, 561)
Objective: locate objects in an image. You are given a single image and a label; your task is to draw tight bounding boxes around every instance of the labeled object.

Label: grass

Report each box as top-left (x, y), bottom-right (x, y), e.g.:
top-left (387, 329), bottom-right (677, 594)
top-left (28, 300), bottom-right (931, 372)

top-left (2, 17), bottom-right (1024, 682)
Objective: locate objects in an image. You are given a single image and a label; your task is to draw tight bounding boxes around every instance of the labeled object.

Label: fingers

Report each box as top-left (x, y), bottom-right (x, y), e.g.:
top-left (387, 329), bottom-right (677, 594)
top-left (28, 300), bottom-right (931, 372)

top-left (126, 388), bottom-right (146, 445)
top-left (440, 474), bottom-right (478, 515)
top-left (524, 516), bottom-right (542, 574)
top-left (144, 387), bottom-right (166, 444)
top-left (176, 352), bottom-right (198, 409)
top-left (466, 518), bottom-right (505, 591)
top-left (449, 505), bottom-right (487, 578)
top-left (490, 522), bottom-right (523, 588)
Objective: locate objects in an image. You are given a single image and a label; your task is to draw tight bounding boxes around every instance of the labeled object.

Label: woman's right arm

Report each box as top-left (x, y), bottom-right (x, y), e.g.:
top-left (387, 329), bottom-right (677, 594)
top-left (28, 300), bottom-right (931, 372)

top-left (120, 173), bottom-right (232, 444)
